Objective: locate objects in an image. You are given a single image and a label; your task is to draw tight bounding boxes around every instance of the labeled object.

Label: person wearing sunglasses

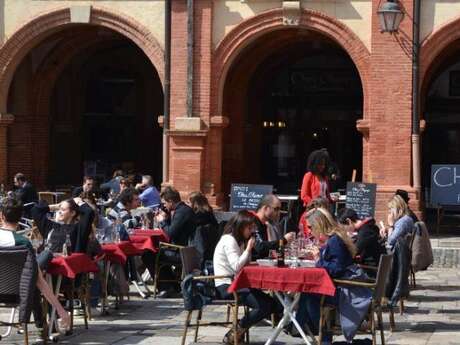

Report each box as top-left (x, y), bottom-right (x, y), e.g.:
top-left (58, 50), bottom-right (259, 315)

top-left (251, 194), bottom-right (296, 260)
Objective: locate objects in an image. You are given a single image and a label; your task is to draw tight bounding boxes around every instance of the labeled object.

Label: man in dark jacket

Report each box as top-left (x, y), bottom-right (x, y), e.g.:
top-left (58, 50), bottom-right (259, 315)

top-left (72, 176), bottom-right (100, 198)
top-left (338, 208), bottom-right (387, 275)
top-left (12, 173), bottom-right (38, 218)
top-left (154, 186), bottom-right (196, 297)
top-left (252, 194), bottom-right (295, 260)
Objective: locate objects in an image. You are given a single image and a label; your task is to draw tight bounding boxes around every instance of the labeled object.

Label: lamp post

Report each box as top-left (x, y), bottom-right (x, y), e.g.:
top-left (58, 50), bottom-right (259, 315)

top-left (377, 0), bottom-right (404, 33)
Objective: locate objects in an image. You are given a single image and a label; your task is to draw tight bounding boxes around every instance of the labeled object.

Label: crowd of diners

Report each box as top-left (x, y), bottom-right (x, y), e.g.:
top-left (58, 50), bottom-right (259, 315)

top-left (0, 153), bottom-right (421, 344)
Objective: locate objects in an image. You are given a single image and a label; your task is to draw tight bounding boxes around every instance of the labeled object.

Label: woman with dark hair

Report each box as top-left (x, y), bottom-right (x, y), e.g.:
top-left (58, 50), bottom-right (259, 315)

top-left (31, 197), bottom-right (95, 254)
top-left (213, 210), bottom-right (282, 344)
top-left (189, 191), bottom-right (218, 228)
top-left (300, 149), bottom-right (335, 207)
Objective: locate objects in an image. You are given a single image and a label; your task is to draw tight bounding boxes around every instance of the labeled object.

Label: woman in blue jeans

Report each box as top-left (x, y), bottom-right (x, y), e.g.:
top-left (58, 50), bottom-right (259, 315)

top-left (293, 207), bottom-right (357, 345)
top-left (213, 210), bottom-right (282, 344)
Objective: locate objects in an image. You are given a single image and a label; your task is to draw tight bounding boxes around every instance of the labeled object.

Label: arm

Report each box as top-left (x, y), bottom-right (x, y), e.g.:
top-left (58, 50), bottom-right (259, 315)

top-left (252, 227), bottom-right (279, 259)
top-left (300, 173), bottom-right (313, 206)
top-left (31, 202), bottom-right (54, 238)
top-left (316, 237), bottom-right (350, 278)
top-left (388, 217), bottom-right (413, 248)
top-left (161, 207), bottom-right (192, 242)
top-left (223, 239), bottom-right (251, 273)
top-left (76, 203), bottom-right (95, 252)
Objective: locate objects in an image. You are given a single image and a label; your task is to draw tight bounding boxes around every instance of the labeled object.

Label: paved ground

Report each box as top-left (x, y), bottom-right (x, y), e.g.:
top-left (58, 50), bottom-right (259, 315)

top-left (1, 267), bottom-right (459, 345)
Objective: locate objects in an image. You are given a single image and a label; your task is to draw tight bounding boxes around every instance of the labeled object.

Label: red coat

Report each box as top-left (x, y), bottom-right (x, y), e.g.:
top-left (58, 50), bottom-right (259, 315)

top-left (300, 172), bottom-right (331, 206)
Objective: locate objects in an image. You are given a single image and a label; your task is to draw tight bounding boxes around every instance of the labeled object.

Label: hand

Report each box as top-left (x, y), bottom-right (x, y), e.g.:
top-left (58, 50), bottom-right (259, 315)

top-left (155, 210), bottom-right (166, 223)
top-left (284, 232), bottom-right (296, 243)
top-left (135, 183), bottom-right (144, 190)
top-left (73, 197), bottom-right (84, 206)
top-left (310, 246), bottom-right (320, 260)
top-left (330, 194), bottom-right (339, 202)
top-left (246, 237), bottom-right (256, 251)
top-left (49, 203), bottom-right (61, 212)
top-left (387, 212), bottom-right (395, 227)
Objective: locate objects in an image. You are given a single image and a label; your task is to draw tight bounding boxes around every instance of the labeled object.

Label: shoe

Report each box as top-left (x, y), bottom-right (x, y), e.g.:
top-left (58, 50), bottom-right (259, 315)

top-left (157, 289), bottom-right (171, 298)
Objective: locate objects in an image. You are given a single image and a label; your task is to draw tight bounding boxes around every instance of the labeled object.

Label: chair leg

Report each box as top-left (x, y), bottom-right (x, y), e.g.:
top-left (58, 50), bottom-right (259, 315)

top-left (400, 299), bottom-right (405, 315)
top-left (23, 323), bottom-right (29, 345)
top-left (233, 293), bottom-right (239, 345)
top-left (377, 309), bottom-right (385, 345)
top-left (318, 296), bottom-right (326, 344)
top-left (152, 255), bottom-right (161, 298)
top-left (193, 309), bottom-right (202, 342)
top-left (389, 307), bottom-right (395, 332)
top-left (244, 306), bottom-right (250, 343)
top-left (181, 311), bottom-right (193, 345)
top-left (226, 304), bottom-right (231, 322)
top-left (370, 309), bottom-right (376, 345)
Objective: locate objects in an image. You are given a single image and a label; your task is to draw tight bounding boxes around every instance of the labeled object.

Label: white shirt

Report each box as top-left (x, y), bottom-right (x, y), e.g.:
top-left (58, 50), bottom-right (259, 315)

top-left (213, 234), bottom-right (251, 287)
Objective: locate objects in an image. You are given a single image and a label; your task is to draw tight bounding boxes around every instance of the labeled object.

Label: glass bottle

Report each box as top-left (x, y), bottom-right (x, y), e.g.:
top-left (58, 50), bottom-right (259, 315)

top-left (277, 239), bottom-right (285, 267)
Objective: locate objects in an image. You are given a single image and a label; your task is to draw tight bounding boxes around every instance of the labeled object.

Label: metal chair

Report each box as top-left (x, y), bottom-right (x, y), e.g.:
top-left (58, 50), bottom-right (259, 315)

top-left (318, 254), bottom-right (394, 345)
top-left (152, 242), bottom-right (185, 298)
top-left (180, 246), bottom-right (248, 345)
top-left (0, 246), bottom-right (41, 345)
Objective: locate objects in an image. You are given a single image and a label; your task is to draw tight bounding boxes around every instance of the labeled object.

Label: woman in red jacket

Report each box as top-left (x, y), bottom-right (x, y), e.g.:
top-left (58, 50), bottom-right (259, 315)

top-left (300, 149), bottom-right (332, 206)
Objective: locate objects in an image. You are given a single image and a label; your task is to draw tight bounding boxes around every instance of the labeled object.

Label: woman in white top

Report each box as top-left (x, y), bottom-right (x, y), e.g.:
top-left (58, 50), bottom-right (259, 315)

top-left (213, 210), bottom-right (282, 344)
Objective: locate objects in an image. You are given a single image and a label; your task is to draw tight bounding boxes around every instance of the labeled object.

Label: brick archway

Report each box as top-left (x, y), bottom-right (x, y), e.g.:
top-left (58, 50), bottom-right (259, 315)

top-left (211, 8), bottom-right (370, 117)
top-left (0, 6), bottom-right (164, 114)
top-left (420, 16), bottom-right (460, 103)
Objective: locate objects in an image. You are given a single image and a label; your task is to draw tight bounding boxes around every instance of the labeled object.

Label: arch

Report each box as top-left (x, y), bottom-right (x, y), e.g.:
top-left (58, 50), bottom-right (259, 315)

top-left (0, 6), bottom-right (164, 113)
top-left (211, 8), bottom-right (370, 117)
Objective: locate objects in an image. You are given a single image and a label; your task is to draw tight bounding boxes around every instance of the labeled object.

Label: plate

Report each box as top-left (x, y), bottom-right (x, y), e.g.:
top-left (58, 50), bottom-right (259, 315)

top-left (256, 259), bottom-right (277, 267)
top-left (285, 259), bottom-right (316, 268)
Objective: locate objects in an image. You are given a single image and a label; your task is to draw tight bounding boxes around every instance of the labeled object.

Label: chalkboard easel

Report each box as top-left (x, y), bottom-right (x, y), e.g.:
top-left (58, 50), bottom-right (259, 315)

top-left (345, 182), bottom-right (377, 219)
top-left (230, 183), bottom-right (273, 212)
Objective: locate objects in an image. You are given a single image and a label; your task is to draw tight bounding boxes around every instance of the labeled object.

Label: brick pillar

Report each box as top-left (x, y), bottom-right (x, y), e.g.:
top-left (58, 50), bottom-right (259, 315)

top-left (0, 114), bottom-right (14, 185)
top-left (370, 0), bottom-right (416, 220)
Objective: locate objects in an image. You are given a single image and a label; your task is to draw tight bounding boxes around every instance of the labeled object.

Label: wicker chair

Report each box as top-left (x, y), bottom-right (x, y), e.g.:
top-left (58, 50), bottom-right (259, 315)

top-left (318, 254), bottom-right (394, 345)
top-left (0, 246), bottom-right (40, 345)
top-left (180, 246), bottom-right (248, 345)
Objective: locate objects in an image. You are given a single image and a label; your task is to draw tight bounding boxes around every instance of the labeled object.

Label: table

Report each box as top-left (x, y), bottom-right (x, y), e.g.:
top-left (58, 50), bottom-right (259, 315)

top-left (228, 265), bottom-right (335, 345)
top-left (46, 254), bottom-right (99, 339)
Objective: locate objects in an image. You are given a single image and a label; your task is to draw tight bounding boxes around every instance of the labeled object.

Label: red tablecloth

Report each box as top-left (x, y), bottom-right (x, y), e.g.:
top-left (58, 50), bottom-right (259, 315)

top-left (47, 253), bottom-right (99, 279)
top-left (132, 229), bottom-right (169, 241)
top-left (101, 241), bottom-right (144, 265)
top-left (228, 265), bottom-right (336, 296)
top-left (129, 229), bottom-right (169, 253)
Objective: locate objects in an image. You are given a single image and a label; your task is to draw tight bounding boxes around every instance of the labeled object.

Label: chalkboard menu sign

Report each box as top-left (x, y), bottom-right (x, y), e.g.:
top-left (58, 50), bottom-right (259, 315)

top-left (431, 164), bottom-right (460, 205)
top-left (345, 182), bottom-right (377, 218)
top-left (230, 184), bottom-right (273, 212)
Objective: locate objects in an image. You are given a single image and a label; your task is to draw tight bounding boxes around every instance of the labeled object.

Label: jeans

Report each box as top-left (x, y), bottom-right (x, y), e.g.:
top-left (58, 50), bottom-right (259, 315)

top-left (296, 293), bottom-right (337, 341)
top-left (216, 284), bottom-right (282, 329)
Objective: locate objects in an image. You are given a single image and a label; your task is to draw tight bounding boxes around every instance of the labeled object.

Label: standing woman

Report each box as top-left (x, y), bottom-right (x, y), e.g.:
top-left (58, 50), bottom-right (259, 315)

top-left (300, 149), bottom-right (333, 207)
top-left (213, 210), bottom-right (281, 344)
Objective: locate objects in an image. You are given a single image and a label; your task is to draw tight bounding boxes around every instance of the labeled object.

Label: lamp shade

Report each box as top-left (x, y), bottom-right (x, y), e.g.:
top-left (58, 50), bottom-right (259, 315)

top-left (377, 0), bottom-right (404, 33)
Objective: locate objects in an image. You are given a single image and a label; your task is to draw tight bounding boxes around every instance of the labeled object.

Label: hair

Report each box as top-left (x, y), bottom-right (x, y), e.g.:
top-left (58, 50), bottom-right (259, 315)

top-left (80, 191), bottom-right (97, 208)
top-left (0, 197), bottom-right (24, 223)
top-left (224, 210), bottom-right (256, 245)
top-left (388, 195), bottom-right (409, 221)
top-left (142, 175), bottom-right (153, 186)
top-left (256, 194), bottom-right (279, 211)
top-left (118, 187), bottom-right (140, 206)
top-left (337, 208), bottom-right (360, 225)
top-left (306, 197), bottom-right (329, 211)
top-left (160, 186), bottom-right (181, 203)
top-left (306, 208), bottom-right (357, 257)
top-left (83, 176), bottom-right (95, 184)
top-left (395, 189), bottom-right (410, 204)
top-left (14, 173), bottom-right (26, 183)
top-left (307, 149), bottom-right (330, 176)
top-left (189, 191), bottom-right (212, 213)
top-left (62, 198), bottom-right (79, 223)
top-left (113, 170), bottom-right (124, 178)
top-left (119, 178), bottom-right (131, 187)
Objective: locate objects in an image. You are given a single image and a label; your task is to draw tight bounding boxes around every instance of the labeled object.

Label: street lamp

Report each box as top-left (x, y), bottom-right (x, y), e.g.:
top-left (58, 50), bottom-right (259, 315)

top-left (377, 0), bottom-right (404, 33)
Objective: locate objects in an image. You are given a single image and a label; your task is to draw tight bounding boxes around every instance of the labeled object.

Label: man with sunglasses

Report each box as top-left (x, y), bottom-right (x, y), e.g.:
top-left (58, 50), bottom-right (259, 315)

top-left (252, 194), bottom-right (296, 260)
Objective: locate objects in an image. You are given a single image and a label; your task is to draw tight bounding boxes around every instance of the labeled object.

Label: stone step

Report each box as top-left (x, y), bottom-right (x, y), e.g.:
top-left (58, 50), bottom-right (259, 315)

top-left (430, 236), bottom-right (460, 268)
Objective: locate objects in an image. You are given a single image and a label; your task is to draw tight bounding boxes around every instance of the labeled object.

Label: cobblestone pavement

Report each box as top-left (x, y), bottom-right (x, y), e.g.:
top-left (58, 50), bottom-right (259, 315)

top-left (1, 267), bottom-right (459, 345)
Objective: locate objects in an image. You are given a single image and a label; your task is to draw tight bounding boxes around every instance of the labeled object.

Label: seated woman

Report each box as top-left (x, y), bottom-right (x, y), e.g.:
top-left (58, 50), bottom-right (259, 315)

top-left (299, 197), bottom-right (329, 238)
top-left (0, 197), bottom-right (70, 330)
top-left (380, 195), bottom-right (414, 249)
top-left (337, 208), bottom-right (387, 274)
top-left (293, 208), bottom-right (371, 344)
top-left (213, 210), bottom-right (282, 344)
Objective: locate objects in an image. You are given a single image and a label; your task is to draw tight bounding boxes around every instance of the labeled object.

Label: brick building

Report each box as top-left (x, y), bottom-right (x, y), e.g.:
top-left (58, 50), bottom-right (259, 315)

top-left (0, 1), bottom-right (459, 218)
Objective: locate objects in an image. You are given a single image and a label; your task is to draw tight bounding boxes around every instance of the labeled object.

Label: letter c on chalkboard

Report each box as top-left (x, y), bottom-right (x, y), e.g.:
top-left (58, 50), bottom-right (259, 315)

top-left (434, 167), bottom-right (453, 187)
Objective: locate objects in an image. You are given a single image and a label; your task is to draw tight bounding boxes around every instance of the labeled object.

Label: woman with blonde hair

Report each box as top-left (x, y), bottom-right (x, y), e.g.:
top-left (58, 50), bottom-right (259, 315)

top-left (381, 194), bottom-right (414, 249)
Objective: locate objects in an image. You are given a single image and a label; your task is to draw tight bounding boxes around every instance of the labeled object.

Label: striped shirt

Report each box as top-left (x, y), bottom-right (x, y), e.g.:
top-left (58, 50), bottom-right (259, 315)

top-left (107, 202), bottom-right (140, 229)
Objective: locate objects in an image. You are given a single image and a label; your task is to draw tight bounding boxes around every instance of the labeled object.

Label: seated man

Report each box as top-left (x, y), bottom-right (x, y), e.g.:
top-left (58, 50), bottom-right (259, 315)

top-left (154, 186), bottom-right (197, 297)
top-left (252, 194), bottom-right (295, 260)
top-left (72, 176), bottom-right (99, 198)
top-left (136, 175), bottom-right (161, 209)
top-left (0, 197), bottom-right (70, 332)
top-left (12, 172), bottom-right (38, 218)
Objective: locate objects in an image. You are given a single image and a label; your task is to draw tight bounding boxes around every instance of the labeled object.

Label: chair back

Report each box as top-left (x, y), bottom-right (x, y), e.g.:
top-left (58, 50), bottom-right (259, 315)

top-left (373, 253), bottom-right (393, 303)
top-left (180, 246), bottom-right (202, 277)
top-left (38, 191), bottom-right (56, 205)
top-left (0, 247), bottom-right (29, 302)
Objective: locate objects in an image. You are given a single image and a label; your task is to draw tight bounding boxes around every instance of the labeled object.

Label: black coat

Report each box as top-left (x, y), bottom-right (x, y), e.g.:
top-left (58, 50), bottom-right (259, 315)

top-left (31, 201), bottom-right (95, 253)
top-left (385, 237), bottom-right (410, 306)
top-left (192, 210), bottom-right (219, 261)
top-left (252, 216), bottom-right (279, 260)
top-left (355, 219), bottom-right (386, 268)
top-left (160, 202), bottom-right (196, 246)
top-left (14, 182), bottom-right (38, 217)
